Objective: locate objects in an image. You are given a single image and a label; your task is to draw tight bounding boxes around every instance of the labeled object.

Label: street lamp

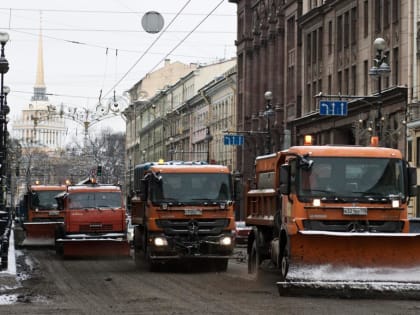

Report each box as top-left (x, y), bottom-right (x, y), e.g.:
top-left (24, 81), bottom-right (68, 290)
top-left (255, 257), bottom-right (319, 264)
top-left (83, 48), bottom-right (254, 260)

top-left (0, 32), bottom-right (9, 208)
top-left (168, 137), bottom-right (175, 161)
top-left (369, 38), bottom-right (391, 142)
top-left (264, 91), bottom-right (274, 154)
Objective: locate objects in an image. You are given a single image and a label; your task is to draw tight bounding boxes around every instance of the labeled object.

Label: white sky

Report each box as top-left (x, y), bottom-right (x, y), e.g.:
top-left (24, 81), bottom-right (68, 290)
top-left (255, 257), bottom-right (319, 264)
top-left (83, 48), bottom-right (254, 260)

top-left (0, 0), bottom-right (237, 139)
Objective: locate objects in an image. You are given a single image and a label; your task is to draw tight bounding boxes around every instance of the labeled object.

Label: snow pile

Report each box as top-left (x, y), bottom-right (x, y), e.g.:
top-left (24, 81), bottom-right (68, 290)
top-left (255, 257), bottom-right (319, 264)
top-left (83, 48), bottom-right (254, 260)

top-left (278, 264), bottom-right (420, 298)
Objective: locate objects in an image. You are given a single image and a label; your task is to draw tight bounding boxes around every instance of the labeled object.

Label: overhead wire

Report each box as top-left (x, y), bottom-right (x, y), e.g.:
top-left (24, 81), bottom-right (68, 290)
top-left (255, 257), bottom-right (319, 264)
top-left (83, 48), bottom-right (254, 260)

top-left (101, 0), bottom-right (193, 99)
top-left (2, 1), bottom-right (234, 103)
top-left (9, 29), bottom-right (232, 59)
top-left (0, 7), bottom-right (234, 16)
top-left (103, 0), bottom-right (225, 99)
top-left (146, 0), bottom-right (225, 76)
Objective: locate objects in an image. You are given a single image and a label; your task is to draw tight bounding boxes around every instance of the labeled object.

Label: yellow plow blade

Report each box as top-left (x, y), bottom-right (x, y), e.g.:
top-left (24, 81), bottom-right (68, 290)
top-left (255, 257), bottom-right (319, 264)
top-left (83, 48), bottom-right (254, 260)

top-left (290, 232), bottom-right (420, 268)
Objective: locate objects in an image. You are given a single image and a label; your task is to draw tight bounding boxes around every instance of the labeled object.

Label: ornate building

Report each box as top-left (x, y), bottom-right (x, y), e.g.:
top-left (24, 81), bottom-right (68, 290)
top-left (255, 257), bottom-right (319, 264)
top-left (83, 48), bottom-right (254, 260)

top-left (12, 28), bottom-right (66, 150)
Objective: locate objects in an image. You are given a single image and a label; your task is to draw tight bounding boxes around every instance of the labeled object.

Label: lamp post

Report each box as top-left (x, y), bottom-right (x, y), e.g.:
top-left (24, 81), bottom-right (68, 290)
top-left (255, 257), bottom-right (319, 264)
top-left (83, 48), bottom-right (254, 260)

top-left (0, 32), bottom-right (9, 209)
top-left (128, 156), bottom-right (132, 192)
top-left (264, 91), bottom-right (274, 154)
top-left (205, 126), bottom-right (213, 163)
top-left (368, 38), bottom-right (391, 143)
top-left (2, 85), bottom-right (10, 186)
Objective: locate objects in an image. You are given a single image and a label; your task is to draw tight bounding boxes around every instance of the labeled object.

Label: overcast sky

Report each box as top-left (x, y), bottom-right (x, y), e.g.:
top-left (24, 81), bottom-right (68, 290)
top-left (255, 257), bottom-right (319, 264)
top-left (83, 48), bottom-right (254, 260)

top-left (0, 0), bottom-right (237, 139)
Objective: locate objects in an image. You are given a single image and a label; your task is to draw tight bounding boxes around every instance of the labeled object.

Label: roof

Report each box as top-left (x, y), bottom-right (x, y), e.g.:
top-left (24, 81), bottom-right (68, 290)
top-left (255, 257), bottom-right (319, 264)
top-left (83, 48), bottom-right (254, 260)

top-left (140, 161), bottom-right (230, 174)
top-left (29, 185), bottom-right (67, 191)
top-left (284, 145), bottom-right (403, 159)
top-left (67, 185), bottom-right (122, 193)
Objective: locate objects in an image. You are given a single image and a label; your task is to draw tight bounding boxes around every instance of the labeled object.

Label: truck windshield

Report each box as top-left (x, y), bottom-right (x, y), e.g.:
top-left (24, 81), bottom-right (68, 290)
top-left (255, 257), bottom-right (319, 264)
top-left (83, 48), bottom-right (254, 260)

top-left (31, 190), bottom-right (65, 210)
top-left (296, 157), bottom-right (405, 201)
top-left (150, 173), bottom-right (232, 204)
top-left (69, 192), bottom-right (122, 209)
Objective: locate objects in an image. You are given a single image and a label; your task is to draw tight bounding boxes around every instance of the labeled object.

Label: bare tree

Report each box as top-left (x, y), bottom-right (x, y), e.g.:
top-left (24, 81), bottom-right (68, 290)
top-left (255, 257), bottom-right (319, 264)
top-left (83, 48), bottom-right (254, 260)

top-left (66, 128), bottom-right (125, 185)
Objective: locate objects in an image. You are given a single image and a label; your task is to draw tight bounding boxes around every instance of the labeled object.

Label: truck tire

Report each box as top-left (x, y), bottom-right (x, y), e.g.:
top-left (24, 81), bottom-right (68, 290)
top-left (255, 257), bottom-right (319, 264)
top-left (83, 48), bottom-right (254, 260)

top-left (278, 232), bottom-right (289, 281)
top-left (214, 258), bottom-right (228, 272)
top-left (54, 225), bottom-right (64, 256)
top-left (145, 245), bottom-right (158, 272)
top-left (248, 239), bottom-right (260, 279)
top-left (133, 226), bottom-right (144, 268)
top-left (279, 248), bottom-right (289, 281)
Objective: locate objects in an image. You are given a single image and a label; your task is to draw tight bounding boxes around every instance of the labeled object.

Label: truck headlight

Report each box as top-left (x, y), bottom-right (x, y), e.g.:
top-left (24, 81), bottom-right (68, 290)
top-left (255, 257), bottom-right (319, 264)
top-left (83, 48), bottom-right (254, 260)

top-left (153, 237), bottom-right (168, 246)
top-left (313, 199), bottom-right (321, 207)
top-left (220, 236), bottom-right (232, 246)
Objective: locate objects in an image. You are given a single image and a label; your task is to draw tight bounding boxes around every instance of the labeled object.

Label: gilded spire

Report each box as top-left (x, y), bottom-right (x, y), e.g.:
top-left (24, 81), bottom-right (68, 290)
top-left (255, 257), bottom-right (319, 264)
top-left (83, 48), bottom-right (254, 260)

top-left (32, 12), bottom-right (48, 101)
top-left (35, 26), bottom-right (45, 87)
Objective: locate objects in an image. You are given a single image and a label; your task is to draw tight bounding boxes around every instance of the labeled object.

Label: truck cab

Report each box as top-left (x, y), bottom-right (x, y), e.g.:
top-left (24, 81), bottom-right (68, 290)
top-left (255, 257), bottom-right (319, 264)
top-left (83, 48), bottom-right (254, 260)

top-left (54, 180), bottom-right (129, 257)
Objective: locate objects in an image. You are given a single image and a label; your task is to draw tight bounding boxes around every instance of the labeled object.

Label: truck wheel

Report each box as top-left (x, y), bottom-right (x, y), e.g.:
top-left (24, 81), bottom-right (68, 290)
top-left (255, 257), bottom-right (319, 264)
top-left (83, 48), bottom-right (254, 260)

top-left (133, 248), bottom-right (142, 268)
top-left (214, 259), bottom-right (228, 272)
top-left (279, 248), bottom-right (289, 281)
top-left (133, 226), bottom-right (144, 268)
top-left (146, 245), bottom-right (158, 272)
top-left (54, 226), bottom-right (64, 256)
top-left (248, 239), bottom-right (259, 279)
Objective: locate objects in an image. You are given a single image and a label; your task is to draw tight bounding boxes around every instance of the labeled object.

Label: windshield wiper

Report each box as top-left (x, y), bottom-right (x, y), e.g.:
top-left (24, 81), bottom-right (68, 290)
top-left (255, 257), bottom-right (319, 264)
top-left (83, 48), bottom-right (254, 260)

top-left (320, 196), bottom-right (347, 202)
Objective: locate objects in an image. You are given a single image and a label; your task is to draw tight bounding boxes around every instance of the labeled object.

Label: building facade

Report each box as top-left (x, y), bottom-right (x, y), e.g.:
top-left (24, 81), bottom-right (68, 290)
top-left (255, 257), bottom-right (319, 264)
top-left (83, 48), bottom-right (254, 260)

top-left (230, 0), bottom-right (416, 215)
top-left (124, 59), bottom-right (237, 195)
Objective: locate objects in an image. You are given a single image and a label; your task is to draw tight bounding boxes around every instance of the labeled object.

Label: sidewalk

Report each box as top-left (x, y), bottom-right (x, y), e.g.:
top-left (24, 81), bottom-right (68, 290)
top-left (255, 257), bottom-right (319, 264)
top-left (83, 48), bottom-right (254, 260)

top-left (0, 224), bottom-right (20, 305)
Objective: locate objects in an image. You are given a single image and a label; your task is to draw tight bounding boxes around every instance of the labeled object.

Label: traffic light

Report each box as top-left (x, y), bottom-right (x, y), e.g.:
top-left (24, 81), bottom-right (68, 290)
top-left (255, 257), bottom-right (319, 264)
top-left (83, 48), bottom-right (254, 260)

top-left (97, 165), bottom-right (102, 176)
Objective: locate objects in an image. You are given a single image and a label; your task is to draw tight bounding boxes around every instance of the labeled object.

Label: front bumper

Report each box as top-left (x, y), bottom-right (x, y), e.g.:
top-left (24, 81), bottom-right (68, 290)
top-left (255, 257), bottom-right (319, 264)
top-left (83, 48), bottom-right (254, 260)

top-left (148, 233), bottom-right (234, 259)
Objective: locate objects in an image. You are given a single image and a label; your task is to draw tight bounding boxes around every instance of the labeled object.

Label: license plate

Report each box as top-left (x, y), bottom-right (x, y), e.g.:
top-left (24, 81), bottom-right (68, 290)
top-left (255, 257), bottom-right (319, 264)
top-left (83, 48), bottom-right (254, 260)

top-left (49, 210), bottom-right (60, 216)
top-left (184, 209), bottom-right (202, 216)
top-left (343, 207), bottom-right (367, 216)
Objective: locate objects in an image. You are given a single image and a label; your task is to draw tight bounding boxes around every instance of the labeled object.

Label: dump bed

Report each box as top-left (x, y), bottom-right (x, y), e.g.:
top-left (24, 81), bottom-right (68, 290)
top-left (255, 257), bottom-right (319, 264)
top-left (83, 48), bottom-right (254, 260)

top-left (245, 152), bottom-right (282, 227)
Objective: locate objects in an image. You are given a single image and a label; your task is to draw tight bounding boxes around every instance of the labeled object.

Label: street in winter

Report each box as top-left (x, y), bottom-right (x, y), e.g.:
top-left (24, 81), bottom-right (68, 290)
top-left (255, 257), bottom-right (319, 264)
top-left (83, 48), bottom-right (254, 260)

top-left (2, 237), bottom-right (420, 314)
top-left (1, 1), bottom-right (420, 314)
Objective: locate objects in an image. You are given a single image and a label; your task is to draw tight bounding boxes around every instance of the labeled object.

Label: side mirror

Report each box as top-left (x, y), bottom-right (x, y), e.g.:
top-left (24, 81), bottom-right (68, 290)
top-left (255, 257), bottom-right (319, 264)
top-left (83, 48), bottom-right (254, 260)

top-left (279, 164), bottom-right (290, 195)
top-left (233, 177), bottom-right (242, 201)
top-left (56, 199), bottom-right (64, 210)
top-left (408, 167), bottom-right (417, 197)
top-left (139, 179), bottom-right (148, 201)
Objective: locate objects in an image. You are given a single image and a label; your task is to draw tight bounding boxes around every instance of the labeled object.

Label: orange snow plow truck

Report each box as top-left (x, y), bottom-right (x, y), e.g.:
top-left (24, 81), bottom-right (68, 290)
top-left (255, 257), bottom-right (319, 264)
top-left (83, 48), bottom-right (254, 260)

top-left (54, 180), bottom-right (130, 257)
top-left (20, 184), bottom-right (66, 246)
top-left (245, 144), bottom-right (419, 280)
top-left (130, 160), bottom-right (236, 271)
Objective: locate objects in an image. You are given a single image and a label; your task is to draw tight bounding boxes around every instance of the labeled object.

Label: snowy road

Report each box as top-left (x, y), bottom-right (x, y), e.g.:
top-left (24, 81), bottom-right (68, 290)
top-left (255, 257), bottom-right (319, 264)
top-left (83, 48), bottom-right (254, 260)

top-left (0, 244), bottom-right (419, 314)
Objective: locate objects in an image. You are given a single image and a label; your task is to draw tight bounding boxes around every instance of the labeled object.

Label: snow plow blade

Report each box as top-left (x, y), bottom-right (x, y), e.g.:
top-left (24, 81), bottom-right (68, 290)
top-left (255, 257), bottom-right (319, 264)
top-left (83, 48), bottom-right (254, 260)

top-left (22, 222), bottom-right (61, 246)
top-left (277, 281), bottom-right (420, 300)
top-left (57, 239), bottom-right (130, 258)
top-left (290, 231), bottom-right (420, 267)
top-left (276, 232), bottom-right (420, 299)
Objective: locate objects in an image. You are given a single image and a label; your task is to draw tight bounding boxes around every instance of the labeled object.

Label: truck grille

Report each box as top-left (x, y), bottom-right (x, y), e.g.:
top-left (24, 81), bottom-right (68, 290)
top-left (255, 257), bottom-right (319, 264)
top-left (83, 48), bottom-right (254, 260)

top-left (155, 218), bottom-right (229, 236)
top-left (32, 218), bottom-right (64, 223)
top-left (79, 224), bottom-right (113, 233)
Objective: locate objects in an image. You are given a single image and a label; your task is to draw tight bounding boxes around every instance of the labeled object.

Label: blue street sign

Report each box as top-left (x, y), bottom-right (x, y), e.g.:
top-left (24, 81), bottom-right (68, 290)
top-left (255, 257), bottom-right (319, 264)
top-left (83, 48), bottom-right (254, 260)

top-left (319, 100), bottom-right (348, 116)
top-left (224, 134), bottom-right (244, 146)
